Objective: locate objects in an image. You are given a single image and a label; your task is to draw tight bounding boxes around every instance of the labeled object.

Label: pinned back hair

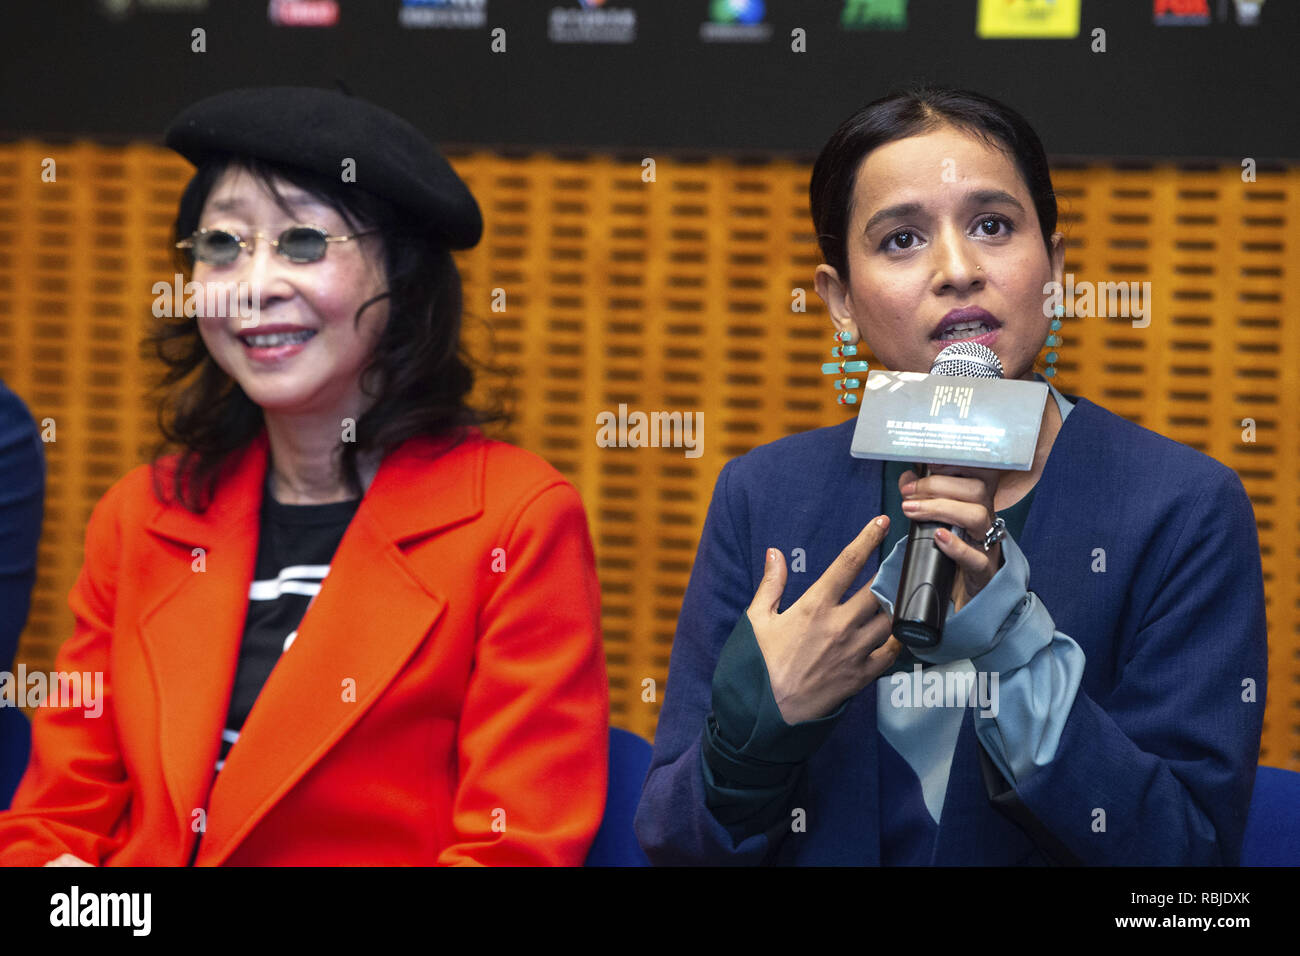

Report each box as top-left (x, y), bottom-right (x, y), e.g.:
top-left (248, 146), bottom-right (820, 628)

top-left (810, 86), bottom-right (1058, 280)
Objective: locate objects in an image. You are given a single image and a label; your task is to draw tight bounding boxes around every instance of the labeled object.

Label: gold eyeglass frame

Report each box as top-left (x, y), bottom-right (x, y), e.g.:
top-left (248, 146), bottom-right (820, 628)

top-left (175, 225), bottom-right (378, 264)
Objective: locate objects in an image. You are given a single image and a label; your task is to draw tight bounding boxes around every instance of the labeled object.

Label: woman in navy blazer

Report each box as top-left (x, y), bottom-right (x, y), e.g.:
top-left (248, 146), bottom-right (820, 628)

top-left (634, 87), bottom-right (1268, 865)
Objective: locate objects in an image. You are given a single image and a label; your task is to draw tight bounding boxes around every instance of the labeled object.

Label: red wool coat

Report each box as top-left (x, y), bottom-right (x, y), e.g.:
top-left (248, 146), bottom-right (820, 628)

top-left (0, 429), bottom-right (609, 865)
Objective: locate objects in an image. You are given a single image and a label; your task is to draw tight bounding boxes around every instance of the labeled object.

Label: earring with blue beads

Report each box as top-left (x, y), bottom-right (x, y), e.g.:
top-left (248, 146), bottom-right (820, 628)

top-left (1043, 303), bottom-right (1064, 379)
top-left (823, 330), bottom-right (869, 405)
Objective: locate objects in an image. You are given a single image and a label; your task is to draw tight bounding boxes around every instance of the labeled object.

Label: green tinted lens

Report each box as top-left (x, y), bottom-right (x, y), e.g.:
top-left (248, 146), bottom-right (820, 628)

top-left (279, 227), bottom-right (328, 262)
top-left (195, 230), bottom-right (241, 265)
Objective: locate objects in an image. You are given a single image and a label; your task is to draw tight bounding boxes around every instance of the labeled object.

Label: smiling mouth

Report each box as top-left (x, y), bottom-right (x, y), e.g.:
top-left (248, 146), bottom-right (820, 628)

top-left (240, 330), bottom-right (317, 348)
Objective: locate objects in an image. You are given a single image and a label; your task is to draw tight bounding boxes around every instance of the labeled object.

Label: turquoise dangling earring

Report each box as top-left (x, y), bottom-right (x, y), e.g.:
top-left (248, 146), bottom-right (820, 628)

top-left (823, 330), bottom-right (869, 405)
top-left (1043, 304), bottom-right (1064, 378)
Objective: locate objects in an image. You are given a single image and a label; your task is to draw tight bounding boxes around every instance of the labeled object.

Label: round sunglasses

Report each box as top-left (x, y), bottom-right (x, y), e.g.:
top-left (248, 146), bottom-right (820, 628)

top-left (176, 225), bottom-right (377, 265)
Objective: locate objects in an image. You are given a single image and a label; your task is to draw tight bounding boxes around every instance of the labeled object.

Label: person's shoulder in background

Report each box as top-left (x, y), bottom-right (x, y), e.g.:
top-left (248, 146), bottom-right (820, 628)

top-left (0, 378), bottom-right (44, 487)
top-left (0, 378), bottom-right (46, 666)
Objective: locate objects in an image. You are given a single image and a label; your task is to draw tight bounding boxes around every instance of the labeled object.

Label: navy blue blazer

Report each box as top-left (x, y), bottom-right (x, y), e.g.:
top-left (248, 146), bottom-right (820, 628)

top-left (0, 379), bottom-right (43, 669)
top-left (635, 395), bottom-right (1268, 865)
top-left (0, 379), bottom-right (44, 809)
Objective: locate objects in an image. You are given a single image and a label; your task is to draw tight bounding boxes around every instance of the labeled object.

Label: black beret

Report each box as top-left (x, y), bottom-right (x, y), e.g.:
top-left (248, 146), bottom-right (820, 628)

top-left (164, 86), bottom-right (482, 249)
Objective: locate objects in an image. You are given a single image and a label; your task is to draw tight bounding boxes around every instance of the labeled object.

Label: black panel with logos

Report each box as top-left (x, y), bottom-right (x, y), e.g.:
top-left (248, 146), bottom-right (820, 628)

top-left (0, 0), bottom-right (1295, 160)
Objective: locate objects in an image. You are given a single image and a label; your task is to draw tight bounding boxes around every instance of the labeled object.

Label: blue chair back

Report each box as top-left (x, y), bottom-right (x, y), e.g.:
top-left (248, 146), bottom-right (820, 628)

top-left (1241, 765), bottom-right (1300, 866)
top-left (585, 727), bottom-right (652, 866)
top-left (0, 705), bottom-right (31, 810)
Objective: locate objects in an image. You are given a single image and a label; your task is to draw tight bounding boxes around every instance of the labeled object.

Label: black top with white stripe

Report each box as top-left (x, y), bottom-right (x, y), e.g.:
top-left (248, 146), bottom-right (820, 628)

top-left (215, 486), bottom-right (361, 772)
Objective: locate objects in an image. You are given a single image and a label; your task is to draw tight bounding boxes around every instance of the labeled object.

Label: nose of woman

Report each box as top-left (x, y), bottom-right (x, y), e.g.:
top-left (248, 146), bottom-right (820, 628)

top-left (931, 226), bottom-right (985, 292)
top-left (205, 234), bottom-right (297, 325)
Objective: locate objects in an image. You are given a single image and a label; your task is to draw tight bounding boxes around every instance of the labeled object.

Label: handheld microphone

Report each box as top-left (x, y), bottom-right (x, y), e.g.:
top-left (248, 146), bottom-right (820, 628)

top-left (891, 342), bottom-right (1005, 649)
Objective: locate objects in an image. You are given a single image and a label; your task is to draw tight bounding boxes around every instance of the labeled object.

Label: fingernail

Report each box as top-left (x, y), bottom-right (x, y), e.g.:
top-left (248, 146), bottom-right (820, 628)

top-left (902, 500), bottom-right (919, 512)
top-left (900, 481), bottom-right (916, 495)
top-left (875, 516), bottom-right (888, 528)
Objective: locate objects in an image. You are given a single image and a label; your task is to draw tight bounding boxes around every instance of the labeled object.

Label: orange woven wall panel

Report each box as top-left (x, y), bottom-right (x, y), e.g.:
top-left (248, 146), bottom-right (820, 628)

top-left (0, 143), bottom-right (1295, 765)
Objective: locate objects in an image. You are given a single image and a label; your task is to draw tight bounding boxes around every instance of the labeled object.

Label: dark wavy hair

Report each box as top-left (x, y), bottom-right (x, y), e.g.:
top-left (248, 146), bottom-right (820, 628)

top-left (146, 155), bottom-right (505, 513)
top-left (810, 86), bottom-right (1059, 280)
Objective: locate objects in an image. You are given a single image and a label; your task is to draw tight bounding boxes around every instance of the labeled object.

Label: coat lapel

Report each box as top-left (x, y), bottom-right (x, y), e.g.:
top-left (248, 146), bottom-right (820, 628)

top-left (853, 454), bottom-right (885, 865)
top-left (138, 427), bottom-right (486, 865)
top-left (138, 434), bottom-right (268, 855)
top-left (834, 449), bottom-right (885, 864)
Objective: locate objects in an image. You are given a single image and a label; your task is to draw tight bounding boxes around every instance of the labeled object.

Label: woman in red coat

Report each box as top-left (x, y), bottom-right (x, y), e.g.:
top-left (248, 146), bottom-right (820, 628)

top-left (0, 87), bottom-right (609, 866)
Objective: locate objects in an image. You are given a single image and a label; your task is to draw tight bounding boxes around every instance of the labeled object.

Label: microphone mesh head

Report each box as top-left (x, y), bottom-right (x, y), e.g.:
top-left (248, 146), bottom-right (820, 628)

top-left (930, 342), bottom-right (1005, 380)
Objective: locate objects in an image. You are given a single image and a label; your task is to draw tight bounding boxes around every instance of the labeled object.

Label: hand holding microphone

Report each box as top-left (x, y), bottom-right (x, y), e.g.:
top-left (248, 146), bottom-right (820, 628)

top-left (883, 342), bottom-right (1029, 649)
top-left (896, 463), bottom-right (1004, 615)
